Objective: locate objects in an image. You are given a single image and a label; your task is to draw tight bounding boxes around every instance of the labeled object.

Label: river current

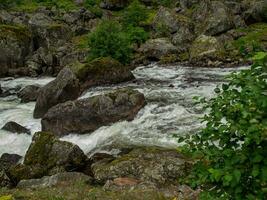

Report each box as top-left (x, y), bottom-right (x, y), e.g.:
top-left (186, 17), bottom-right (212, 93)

top-left (0, 64), bottom-right (244, 156)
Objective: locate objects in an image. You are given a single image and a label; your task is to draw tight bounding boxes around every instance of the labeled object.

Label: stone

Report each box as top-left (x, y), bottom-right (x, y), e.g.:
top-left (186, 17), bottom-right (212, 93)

top-left (189, 35), bottom-right (224, 61)
top-left (0, 153), bottom-right (22, 171)
top-left (18, 85), bottom-right (40, 103)
top-left (41, 88), bottom-right (146, 136)
top-left (33, 67), bottom-right (80, 119)
top-left (92, 147), bottom-right (192, 185)
top-left (152, 6), bottom-right (183, 34)
top-left (70, 57), bottom-right (135, 90)
top-left (138, 38), bottom-right (179, 60)
top-left (8, 132), bottom-right (87, 183)
top-left (0, 25), bottom-right (32, 77)
top-left (193, 1), bottom-right (234, 36)
top-left (17, 172), bottom-right (93, 188)
top-left (1, 121), bottom-right (31, 135)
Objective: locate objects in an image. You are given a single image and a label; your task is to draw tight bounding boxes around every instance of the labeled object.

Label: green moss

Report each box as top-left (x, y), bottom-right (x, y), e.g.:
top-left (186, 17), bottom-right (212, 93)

top-left (230, 23), bottom-right (267, 57)
top-left (72, 34), bottom-right (90, 50)
top-left (142, 9), bottom-right (157, 25)
top-left (0, 24), bottom-right (31, 41)
top-left (159, 54), bottom-right (178, 64)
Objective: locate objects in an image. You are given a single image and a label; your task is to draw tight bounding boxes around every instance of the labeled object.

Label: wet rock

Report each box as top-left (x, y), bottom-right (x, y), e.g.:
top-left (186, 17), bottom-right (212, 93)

top-left (0, 25), bottom-right (32, 77)
top-left (0, 170), bottom-right (12, 187)
top-left (0, 153), bottom-right (22, 171)
top-left (8, 132), bottom-right (87, 183)
top-left (189, 35), bottom-right (224, 61)
top-left (33, 67), bottom-right (80, 119)
top-left (18, 85), bottom-right (41, 103)
top-left (100, 0), bottom-right (130, 10)
top-left (92, 147), bottom-right (192, 185)
top-left (1, 121), bottom-right (31, 135)
top-left (0, 84), bottom-right (2, 95)
top-left (138, 38), bottom-right (179, 61)
top-left (70, 57), bottom-right (135, 90)
top-left (41, 88), bottom-right (146, 136)
top-left (17, 172), bottom-right (93, 188)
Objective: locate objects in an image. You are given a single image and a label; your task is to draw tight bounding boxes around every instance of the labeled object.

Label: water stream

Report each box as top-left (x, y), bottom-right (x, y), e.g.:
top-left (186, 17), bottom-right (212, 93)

top-left (0, 64), bottom-right (245, 156)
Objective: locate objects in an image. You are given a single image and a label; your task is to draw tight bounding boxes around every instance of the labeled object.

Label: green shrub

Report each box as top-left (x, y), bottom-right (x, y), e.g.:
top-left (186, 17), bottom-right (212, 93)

top-left (122, 0), bottom-right (148, 27)
top-left (88, 21), bottom-right (132, 64)
top-left (180, 52), bottom-right (267, 199)
top-left (0, 0), bottom-right (20, 8)
top-left (126, 26), bottom-right (149, 46)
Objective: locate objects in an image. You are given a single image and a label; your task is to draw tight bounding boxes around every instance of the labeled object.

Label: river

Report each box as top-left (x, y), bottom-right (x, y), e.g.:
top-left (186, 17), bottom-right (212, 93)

top-left (0, 64), bottom-right (244, 156)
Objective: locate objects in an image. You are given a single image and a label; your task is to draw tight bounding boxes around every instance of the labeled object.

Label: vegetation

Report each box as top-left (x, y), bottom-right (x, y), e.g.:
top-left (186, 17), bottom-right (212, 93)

top-left (87, 21), bottom-right (132, 64)
top-left (180, 52), bottom-right (267, 199)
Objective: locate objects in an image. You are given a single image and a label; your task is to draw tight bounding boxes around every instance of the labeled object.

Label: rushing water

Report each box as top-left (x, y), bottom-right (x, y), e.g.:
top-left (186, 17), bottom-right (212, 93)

top-left (0, 64), bottom-right (244, 156)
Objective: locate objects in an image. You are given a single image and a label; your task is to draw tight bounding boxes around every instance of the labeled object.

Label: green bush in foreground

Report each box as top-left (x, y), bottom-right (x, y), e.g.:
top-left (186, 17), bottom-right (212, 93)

top-left (88, 21), bottom-right (132, 64)
top-left (180, 52), bottom-right (267, 199)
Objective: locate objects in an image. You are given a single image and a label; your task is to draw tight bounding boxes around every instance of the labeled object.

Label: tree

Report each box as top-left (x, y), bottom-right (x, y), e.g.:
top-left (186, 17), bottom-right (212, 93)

top-left (88, 21), bottom-right (132, 64)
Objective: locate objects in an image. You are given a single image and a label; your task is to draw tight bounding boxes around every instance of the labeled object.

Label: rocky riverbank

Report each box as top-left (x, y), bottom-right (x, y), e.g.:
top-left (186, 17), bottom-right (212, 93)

top-left (0, 0), bottom-right (266, 199)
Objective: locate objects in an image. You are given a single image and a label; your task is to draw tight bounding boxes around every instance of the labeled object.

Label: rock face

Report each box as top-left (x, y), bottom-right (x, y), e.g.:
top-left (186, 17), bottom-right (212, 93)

top-left (189, 35), bottom-right (224, 61)
top-left (1, 121), bottom-right (31, 135)
top-left (17, 172), bottom-right (93, 189)
top-left (18, 85), bottom-right (40, 103)
top-left (92, 147), bottom-right (192, 185)
top-left (70, 57), bottom-right (135, 90)
top-left (0, 25), bottom-right (32, 77)
top-left (8, 132), bottom-right (87, 183)
top-left (139, 38), bottom-right (178, 61)
top-left (41, 88), bottom-right (146, 136)
top-left (33, 67), bottom-right (80, 119)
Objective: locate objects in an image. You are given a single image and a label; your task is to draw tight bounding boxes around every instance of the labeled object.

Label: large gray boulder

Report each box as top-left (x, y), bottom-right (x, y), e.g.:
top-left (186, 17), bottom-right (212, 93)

top-left (41, 88), bottom-right (146, 136)
top-left (193, 1), bottom-right (234, 36)
top-left (8, 132), bottom-right (87, 183)
top-left (138, 38), bottom-right (179, 60)
top-left (92, 147), bottom-right (192, 185)
top-left (33, 67), bottom-right (80, 119)
top-left (70, 57), bottom-right (135, 90)
top-left (242, 0), bottom-right (267, 24)
top-left (0, 25), bottom-right (32, 77)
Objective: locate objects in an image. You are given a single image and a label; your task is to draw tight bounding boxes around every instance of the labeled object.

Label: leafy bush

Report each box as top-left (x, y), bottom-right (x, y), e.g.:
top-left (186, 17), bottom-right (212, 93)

top-left (88, 21), bottom-right (132, 64)
top-left (126, 26), bottom-right (149, 46)
top-left (122, 0), bottom-right (148, 27)
top-left (180, 52), bottom-right (267, 199)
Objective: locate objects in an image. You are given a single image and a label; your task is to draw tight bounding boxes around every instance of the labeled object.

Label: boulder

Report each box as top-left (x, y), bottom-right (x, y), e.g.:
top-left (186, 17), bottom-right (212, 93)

top-left (1, 121), bottom-right (31, 135)
top-left (18, 85), bottom-right (40, 103)
top-left (138, 38), bottom-right (179, 61)
top-left (17, 172), bottom-right (93, 188)
top-left (193, 1), bottom-right (234, 36)
top-left (171, 25), bottom-right (195, 51)
top-left (92, 147), bottom-right (192, 185)
top-left (41, 88), bottom-right (146, 136)
top-left (0, 25), bottom-right (32, 77)
top-left (152, 7), bottom-right (183, 34)
top-left (70, 57), bottom-right (135, 90)
top-left (242, 0), bottom-right (267, 24)
top-left (33, 67), bottom-right (80, 119)
top-left (189, 35), bottom-right (224, 61)
top-left (0, 153), bottom-right (22, 171)
top-left (8, 132), bottom-right (87, 183)
top-left (100, 0), bottom-right (130, 10)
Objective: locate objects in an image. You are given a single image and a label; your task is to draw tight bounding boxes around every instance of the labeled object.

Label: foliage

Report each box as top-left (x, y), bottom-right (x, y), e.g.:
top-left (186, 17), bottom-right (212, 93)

top-left (122, 0), bottom-right (148, 27)
top-left (87, 21), bottom-right (132, 64)
top-left (84, 0), bottom-right (102, 17)
top-left (125, 26), bottom-right (149, 46)
top-left (0, 0), bottom-right (20, 8)
top-left (180, 52), bottom-right (267, 199)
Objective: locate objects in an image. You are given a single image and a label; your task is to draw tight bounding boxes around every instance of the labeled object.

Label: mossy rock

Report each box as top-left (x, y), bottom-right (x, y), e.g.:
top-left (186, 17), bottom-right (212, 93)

top-left (70, 57), bottom-right (134, 89)
top-left (0, 25), bottom-right (31, 41)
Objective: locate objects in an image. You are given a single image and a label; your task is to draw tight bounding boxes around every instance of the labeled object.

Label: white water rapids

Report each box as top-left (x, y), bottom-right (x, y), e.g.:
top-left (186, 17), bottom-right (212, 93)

top-left (0, 64), bottom-right (244, 157)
